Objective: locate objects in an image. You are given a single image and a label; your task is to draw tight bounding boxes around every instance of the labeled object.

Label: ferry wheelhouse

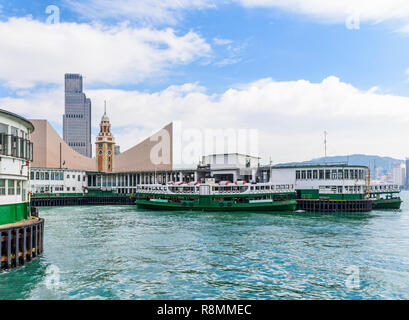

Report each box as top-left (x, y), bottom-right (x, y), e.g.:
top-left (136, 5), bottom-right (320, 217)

top-left (135, 181), bottom-right (297, 212)
top-left (369, 184), bottom-right (402, 209)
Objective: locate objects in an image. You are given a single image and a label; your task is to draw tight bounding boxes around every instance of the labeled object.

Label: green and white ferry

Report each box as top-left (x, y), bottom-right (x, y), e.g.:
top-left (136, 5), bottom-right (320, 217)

top-left (369, 184), bottom-right (402, 210)
top-left (0, 109), bottom-right (43, 270)
top-left (135, 181), bottom-right (297, 212)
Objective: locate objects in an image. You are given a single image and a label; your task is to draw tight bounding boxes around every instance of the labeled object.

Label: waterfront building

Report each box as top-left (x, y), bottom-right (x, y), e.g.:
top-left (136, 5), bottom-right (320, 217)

top-left (200, 153), bottom-right (260, 183)
top-left (30, 168), bottom-right (87, 196)
top-left (266, 164), bottom-right (369, 199)
top-left (63, 74), bottom-right (92, 158)
top-left (392, 163), bottom-right (405, 186)
top-left (0, 109), bottom-right (44, 269)
top-left (260, 164), bottom-right (372, 212)
top-left (96, 109), bottom-right (115, 172)
top-left (406, 158), bottom-right (409, 188)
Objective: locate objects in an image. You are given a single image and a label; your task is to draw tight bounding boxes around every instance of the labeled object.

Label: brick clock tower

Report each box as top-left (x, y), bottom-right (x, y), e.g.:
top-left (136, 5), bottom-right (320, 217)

top-left (96, 103), bottom-right (115, 172)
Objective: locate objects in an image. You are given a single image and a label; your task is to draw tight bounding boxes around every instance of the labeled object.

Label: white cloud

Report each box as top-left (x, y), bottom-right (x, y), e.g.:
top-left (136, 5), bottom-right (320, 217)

top-left (4, 76), bottom-right (409, 163)
top-left (237, 0), bottom-right (409, 30)
top-left (65, 0), bottom-right (216, 25)
top-left (0, 17), bottom-right (211, 88)
top-left (213, 37), bottom-right (233, 46)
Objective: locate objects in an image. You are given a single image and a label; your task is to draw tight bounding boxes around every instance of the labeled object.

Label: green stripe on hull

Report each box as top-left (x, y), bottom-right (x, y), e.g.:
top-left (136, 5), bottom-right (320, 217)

top-left (0, 202), bottom-right (29, 225)
top-left (372, 199), bottom-right (402, 210)
top-left (136, 199), bottom-right (297, 212)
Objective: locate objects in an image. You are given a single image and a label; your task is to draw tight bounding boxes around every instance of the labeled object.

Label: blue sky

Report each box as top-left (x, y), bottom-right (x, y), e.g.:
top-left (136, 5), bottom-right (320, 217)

top-left (1, 0), bottom-right (409, 94)
top-left (1, 0), bottom-right (409, 162)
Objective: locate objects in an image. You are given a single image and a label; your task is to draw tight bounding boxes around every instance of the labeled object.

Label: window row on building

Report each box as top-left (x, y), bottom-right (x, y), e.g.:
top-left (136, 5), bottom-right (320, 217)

top-left (319, 185), bottom-right (363, 193)
top-left (0, 179), bottom-right (27, 201)
top-left (295, 169), bottom-right (365, 181)
top-left (0, 123), bottom-right (28, 139)
top-left (66, 114), bottom-right (84, 119)
top-left (31, 171), bottom-right (85, 182)
top-left (0, 133), bottom-right (33, 161)
top-left (68, 141), bottom-right (86, 147)
top-left (32, 185), bottom-right (78, 194)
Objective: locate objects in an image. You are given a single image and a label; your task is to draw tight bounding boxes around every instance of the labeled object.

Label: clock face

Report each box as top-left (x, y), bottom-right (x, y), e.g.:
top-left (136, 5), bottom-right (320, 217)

top-left (108, 150), bottom-right (112, 155)
top-left (98, 150), bottom-right (103, 155)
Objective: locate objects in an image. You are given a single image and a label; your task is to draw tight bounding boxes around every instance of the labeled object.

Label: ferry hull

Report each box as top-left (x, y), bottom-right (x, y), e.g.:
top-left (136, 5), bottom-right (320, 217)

top-left (371, 199), bottom-right (402, 210)
top-left (135, 199), bottom-right (297, 212)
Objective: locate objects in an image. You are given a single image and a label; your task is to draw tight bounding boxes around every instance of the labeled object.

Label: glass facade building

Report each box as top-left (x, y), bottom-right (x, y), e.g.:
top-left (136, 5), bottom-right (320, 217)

top-left (63, 74), bottom-right (92, 157)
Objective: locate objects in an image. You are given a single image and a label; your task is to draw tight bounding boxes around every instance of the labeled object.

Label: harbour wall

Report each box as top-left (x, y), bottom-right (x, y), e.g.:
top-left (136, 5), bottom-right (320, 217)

top-left (0, 217), bottom-right (44, 270)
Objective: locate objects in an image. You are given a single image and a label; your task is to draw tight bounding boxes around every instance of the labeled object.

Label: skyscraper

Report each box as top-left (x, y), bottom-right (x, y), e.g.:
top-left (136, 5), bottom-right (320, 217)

top-left (63, 74), bottom-right (92, 157)
top-left (406, 158), bottom-right (409, 188)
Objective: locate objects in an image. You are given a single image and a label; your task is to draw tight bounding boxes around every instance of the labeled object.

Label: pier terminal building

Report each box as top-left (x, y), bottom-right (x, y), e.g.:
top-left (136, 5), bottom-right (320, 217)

top-left (28, 110), bottom-right (374, 202)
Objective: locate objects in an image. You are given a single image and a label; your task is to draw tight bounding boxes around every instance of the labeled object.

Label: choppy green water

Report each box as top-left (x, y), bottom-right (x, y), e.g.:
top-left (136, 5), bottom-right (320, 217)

top-left (1, 192), bottom-right (409, 300)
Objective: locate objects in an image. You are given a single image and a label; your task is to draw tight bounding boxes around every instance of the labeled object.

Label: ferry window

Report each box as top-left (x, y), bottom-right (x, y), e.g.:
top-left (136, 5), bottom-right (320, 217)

top-left (0, 179), bottom-right (5, 195)
top-left (45, 172), bottom-right (49, 180)
top-left (67, 187), bottom-right (70, 191)
top-left (36, 172), bottom-right (39, 180)
top-left (359, 170), bottom-right (363, 180)
top-left (51, 172), bottom-right (55, 180)
top-left (40, 172), bottom-right (45, 180)
top-left (73, 187), bottom-right (76, 191)
top-left (344, 170), bottom-right (349, 179)
top-left (325, 170), bottom-right (330, 179)
top-left (67, 174), bottom-right (70, 179)
top-left (0, 123), bottom-right (8, 133)
top-left (17, 181), bottom-right (21, 195)
top-left (338, 170), bottom-right (343, 179)
top-left (11, 126), bottom-right (18, 136)
top-left (30, 172), bottom-right (34, 180)
top-left (331, 170), bottom-right (337, 179)
top-left (8, 180), bottom-right (15, 195)
top-left (73, 175), bottom-right (76, 179)
top-left (301, 171), bottom-right (306, 179)
top-left (78, 175), bottom-right (81, 182)
top-left (313, 170), bottom-right (318, 179)
top-left (319, 170), bottom-right (324, 179)
top-left (307, 170), bottom-right (312, 179)
top-left (354, 170), bottom-right (358, 179)
top-left (296, 171), bottom-right (301, 180)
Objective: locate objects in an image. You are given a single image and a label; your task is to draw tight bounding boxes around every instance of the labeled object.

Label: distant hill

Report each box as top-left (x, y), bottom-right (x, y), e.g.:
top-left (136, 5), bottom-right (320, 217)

top-left (277, 154), bottom-right (404, 178)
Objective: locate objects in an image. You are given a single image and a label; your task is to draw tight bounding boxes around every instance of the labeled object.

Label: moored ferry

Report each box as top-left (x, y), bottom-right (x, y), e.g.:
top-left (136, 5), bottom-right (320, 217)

top-left (0, 109), bottom-right (43, 270)
top-left (369, 184), bottom-right (402, 209)
top-left (135, 181), bottom-right (297, 212)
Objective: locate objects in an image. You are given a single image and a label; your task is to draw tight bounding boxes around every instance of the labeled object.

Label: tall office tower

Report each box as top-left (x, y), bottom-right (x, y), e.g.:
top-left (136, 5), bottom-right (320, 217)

top-left (406, 158), bottom-right (409, 188)
top-left (63, 74), bottom-right (92, 157)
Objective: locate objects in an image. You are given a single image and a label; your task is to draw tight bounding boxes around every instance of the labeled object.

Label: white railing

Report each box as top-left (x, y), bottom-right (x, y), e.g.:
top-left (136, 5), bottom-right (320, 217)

top-left (135, 183), bottom-right (295, 196)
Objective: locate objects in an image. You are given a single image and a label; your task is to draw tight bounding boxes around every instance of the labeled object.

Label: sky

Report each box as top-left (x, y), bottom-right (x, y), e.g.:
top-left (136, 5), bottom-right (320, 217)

top-left (1, 0), bottom-right (409, 164)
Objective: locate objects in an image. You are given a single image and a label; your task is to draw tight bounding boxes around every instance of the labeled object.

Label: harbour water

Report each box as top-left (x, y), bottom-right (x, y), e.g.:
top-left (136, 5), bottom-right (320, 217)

top-left (1, 192), bottom-right (409, 300)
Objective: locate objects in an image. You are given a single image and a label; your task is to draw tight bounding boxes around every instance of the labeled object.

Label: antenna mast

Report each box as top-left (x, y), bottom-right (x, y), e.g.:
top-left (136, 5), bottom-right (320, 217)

top-left (104, 100), bottom-right (107, 115)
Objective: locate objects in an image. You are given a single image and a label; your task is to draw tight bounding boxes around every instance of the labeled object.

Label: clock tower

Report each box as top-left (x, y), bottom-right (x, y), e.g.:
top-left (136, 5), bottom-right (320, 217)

top-left (96, 103), bottom-right (115, 172)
